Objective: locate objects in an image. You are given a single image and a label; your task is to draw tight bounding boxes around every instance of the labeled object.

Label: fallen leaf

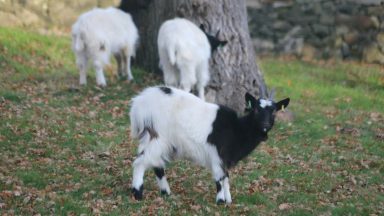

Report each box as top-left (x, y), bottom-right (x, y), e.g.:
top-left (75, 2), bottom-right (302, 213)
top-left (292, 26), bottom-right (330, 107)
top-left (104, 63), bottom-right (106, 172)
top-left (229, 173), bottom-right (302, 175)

top-left (101, 187), bottom-right (113, 196)
top-left (98, 151), bottom-right (111, 158)
top-left (340, 127), bottom-right (360, 137)
top-left (375, 132), bottom-right (384, 141)
top-left (279, 203), bottom-right (292, 210)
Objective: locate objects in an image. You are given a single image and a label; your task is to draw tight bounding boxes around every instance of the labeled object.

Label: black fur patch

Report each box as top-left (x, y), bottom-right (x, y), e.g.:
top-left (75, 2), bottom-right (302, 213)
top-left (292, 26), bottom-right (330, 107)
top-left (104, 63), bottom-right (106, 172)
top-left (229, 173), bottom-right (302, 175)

top-left (138, 151), bottom-right (144, 157)
top-left (154, 168), bottom-right (165, 179)
top-left (160, 190), bottom-right (168, 195)
top-left (100, 43), bottom-right (106, 51)
top-left (199, 24), bottom-right (227, 53)
top-left (118, 0), bottom-right (152, 13)
top-left (146, 127), bottom-right (158, 140)
top-left (216, 199), bottom-right (225, 204)
top-left (216, 181), bottom-right (222, 193)
top-left (207, 106), bottom-right (267, 168)
top-left (138, 126), bottom-right (158, 140)
top-left (172, 146), bottom-right (177, 154)
top-left (159, 86), bottom-right (172, 95)
top-left (132, 184), bottom-right (144, 200)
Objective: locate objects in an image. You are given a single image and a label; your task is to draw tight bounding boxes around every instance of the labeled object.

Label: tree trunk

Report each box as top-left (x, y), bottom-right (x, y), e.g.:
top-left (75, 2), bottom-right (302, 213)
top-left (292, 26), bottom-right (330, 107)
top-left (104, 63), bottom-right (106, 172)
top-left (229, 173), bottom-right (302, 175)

top-left (130, 0), bottom-right (267, 112)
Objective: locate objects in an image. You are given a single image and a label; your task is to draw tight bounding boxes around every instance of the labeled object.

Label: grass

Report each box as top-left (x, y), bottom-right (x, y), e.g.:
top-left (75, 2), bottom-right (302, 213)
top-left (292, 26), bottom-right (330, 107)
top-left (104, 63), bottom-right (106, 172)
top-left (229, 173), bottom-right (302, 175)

top-left (0, 27), bottom-right (383, 215)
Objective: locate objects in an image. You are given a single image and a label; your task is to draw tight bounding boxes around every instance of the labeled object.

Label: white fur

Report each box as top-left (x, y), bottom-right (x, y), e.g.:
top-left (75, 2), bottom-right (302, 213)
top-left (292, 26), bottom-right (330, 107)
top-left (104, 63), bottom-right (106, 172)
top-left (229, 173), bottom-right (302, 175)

top-left (72, 7), bottom-right (139, 86)
top-left (130, 87), bottom-right (232, 203)
top-left (223, 177), bottom-right (232, 203)
top-left (260, 99), bottom-right (272, 108)
top-left (157, 18), bottom-right (211, 100)
top-left (156, 176), bottom-right (171, 195)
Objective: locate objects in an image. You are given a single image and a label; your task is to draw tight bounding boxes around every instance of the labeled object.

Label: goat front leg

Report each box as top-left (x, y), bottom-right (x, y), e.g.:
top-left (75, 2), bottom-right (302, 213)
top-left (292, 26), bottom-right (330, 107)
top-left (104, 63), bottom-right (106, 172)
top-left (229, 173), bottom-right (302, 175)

top-left (212, 165), bottom-right (231, 204)
top-left (223, 174), bottom-right (232, 203)
top-left (94, 61), bottom-right (106, 87)
top-left (76, 53), bottom-right (88, 85)
top-left (122, 48), bottom-right (133, 81)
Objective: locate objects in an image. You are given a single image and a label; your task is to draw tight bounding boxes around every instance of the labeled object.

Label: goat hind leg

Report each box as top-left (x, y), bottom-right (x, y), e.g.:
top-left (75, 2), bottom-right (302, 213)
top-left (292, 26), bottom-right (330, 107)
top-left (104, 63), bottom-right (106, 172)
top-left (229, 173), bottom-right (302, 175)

top-left (179, 65), bottom-right (196, 94)
top-left (153, 167), bottom-right (171, 195)
top-left (131, 155), bottom-right (149, 200)
top-left (114, 52), bottom-right (124, 78)
top-left (196, 62), bottom-right (209, 100)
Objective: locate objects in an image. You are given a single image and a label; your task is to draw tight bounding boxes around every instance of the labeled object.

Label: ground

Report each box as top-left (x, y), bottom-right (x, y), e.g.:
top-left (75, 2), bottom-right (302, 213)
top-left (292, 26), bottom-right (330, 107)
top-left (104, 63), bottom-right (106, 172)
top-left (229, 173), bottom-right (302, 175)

top-left (0, 27), bottom-right (383, 215)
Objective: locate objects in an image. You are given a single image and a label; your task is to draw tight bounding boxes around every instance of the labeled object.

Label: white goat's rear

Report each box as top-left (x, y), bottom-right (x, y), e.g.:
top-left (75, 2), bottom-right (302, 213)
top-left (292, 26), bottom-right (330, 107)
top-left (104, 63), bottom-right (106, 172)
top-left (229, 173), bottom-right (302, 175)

top-left (130, 87), bottom-right (219, 166)
top-left (157, 18), bottom-right (211, 99)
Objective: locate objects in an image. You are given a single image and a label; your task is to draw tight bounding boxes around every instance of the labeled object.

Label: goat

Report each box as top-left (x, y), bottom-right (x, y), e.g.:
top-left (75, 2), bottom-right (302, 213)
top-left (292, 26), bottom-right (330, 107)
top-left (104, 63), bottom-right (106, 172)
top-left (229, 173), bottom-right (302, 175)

top-left (71, 7), bottom-right (139, 87)
top-left (157, 18), bottom-right (227, 100)
top-left (129, 86), bottom-right (290, 204)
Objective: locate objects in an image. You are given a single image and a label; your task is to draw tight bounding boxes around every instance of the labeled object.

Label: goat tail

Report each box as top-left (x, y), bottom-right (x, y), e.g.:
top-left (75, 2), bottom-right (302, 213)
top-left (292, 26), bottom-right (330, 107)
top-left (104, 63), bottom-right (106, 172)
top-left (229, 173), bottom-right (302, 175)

top-left (130, 103), bottom-right (157, 143)
top-left (167, 43), bottom-right (178, 66)
top-left (130, 112), bottom-right (144, 140)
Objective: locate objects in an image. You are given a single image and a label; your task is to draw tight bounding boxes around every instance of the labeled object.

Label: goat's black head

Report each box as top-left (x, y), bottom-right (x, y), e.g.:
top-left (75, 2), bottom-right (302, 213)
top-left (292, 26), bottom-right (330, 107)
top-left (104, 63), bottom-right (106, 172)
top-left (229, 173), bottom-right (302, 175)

top-left (245, 92), bottom-right (290, 136)
top-left (199, 24), bottom-right (228, 53)
top-left (118, 0), bottom-right (152, 13)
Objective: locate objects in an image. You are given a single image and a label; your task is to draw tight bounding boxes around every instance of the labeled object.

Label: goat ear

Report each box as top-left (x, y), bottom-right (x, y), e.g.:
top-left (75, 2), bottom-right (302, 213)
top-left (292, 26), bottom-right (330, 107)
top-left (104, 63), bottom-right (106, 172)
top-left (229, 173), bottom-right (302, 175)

top-left (245, 92), bottom-right (257, 111)
top-left (220, 40), bottom-right (228, 47)
top-left (275, 98), bottom-right (290, 111)
top-left (215, 30), bottom-right (228, 47)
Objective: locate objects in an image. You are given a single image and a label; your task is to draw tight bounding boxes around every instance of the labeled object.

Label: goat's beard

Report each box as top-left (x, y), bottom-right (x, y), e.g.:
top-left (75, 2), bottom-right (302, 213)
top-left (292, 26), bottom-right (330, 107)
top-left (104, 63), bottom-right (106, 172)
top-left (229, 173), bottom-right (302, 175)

top-left (260, 131), bottom-right (268, 141)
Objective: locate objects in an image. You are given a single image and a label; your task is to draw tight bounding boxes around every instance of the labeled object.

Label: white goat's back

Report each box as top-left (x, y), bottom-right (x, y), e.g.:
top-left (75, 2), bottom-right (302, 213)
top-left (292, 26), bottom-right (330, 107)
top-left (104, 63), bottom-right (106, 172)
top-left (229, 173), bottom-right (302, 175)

top-left (72, 7), bottom-right (138, 60)
top-left (157, 18), bottom-right (211, 65)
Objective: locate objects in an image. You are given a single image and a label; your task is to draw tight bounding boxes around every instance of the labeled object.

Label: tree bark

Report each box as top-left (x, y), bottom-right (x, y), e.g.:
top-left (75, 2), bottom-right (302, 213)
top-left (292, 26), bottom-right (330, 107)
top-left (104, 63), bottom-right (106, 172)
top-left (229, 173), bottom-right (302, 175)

top-left (130, 0), bottom-right (267, 112)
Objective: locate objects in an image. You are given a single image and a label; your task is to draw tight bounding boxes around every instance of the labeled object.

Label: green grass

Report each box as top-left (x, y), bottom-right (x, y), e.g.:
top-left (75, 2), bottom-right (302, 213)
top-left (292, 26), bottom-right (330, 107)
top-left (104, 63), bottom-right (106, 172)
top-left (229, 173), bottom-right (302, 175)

top-left (0, 27), bottom-right (383, 215)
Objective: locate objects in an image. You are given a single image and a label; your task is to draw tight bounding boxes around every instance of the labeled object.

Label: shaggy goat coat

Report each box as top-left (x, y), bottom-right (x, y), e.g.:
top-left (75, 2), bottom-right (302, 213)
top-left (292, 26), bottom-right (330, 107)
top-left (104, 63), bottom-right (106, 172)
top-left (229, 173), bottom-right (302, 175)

top-left (72, 7), bottom-right (138, 86)
top-left (129, 86), bottom-right (290, 204)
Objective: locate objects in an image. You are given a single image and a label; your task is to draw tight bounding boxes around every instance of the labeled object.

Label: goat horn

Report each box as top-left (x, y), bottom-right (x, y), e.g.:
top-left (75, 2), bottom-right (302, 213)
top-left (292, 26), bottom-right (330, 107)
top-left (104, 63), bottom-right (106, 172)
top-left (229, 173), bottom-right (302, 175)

top-left (269, 88), bottom-right (275, 100)
top-left (216, 29), bottom-right (220, 37)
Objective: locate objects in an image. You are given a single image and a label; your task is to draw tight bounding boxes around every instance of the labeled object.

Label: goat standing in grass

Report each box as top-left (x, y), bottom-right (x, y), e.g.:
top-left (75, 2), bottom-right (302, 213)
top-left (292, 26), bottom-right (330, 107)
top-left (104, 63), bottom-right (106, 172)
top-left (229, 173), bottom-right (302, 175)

top-left (72, 7), bottom-right (138, 87)
top-left (157, 18), bottom-right (227, 100)
top-left (129, 86), bottom-right (290, 204)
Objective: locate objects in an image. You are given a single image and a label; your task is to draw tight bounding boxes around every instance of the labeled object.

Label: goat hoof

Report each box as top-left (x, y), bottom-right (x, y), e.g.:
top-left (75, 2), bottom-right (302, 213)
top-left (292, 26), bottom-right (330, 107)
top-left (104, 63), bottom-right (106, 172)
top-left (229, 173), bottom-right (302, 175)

top-left (160, 190), bottom-right (169, 196)
top-left (216, 199), bottom-right (225, 204)
top-left (118, 75), bottom-right (127, 80)
top-left (131, 186), bottom-right (143, 200)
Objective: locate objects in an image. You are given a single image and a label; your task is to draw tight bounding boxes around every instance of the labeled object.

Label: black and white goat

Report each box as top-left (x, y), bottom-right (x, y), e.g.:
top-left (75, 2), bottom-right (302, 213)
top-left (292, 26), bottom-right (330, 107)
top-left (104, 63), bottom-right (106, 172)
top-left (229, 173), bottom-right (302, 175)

top-left (157, 18), bottom-right (227, 100)
top-left (129, 86), bottom-right (290, 204)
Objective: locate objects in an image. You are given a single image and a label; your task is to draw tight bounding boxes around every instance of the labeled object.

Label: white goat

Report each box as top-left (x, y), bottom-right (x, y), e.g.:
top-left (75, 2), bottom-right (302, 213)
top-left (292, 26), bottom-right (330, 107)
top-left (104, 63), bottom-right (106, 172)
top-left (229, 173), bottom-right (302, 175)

top-left (72, 7), bottom-right (138, 87)
top-left (129, 86), bottom-right (290, 204)
top-left (157, 18), bottom-right (227, 100)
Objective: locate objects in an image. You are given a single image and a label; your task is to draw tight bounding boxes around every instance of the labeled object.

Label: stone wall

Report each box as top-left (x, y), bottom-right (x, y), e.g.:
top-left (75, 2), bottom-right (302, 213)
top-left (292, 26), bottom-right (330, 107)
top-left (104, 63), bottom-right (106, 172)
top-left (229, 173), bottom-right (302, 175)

top-left (0, 0), bottom-right (119, 34)
top-left (247, 0), bottom-right (384, 64)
